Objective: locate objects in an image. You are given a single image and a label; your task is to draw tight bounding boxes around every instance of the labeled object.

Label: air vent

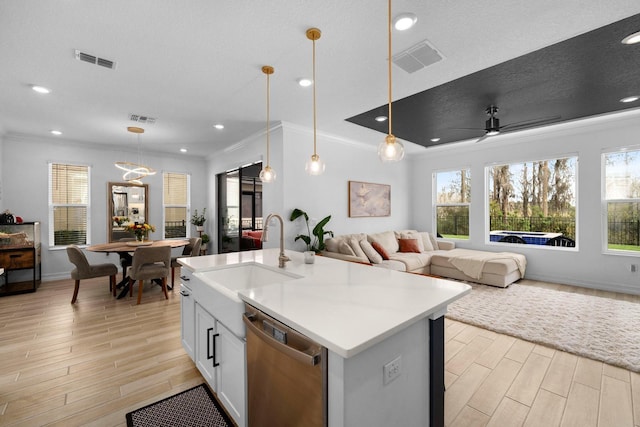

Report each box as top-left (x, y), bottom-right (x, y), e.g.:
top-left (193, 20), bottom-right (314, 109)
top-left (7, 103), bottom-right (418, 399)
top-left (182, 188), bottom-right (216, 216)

top-left (74, 49), bottom-right (116, 70)
top-left (129, 114), bottom-right (156, 125)
top-left (392, 39), bottom-right (443, 73)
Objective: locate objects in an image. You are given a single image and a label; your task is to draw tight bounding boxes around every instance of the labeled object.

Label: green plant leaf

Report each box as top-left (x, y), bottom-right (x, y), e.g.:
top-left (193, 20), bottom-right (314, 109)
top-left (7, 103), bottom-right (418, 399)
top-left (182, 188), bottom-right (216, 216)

top-left (289, 208), bottom-right (309, 222)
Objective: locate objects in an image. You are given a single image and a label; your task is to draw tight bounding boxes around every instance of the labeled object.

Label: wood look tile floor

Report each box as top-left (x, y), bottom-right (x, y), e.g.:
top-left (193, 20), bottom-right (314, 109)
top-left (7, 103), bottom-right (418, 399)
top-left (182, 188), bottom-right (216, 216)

top-left (0, 276), bottom-right (638, 426)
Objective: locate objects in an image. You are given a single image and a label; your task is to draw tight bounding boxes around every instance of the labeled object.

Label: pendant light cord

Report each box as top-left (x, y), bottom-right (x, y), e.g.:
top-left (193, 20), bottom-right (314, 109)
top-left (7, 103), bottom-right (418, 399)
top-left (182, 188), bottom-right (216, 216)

top-left (266, 70), bottom-right (271, 166)
top-left (388, 0), bottom-right (393, 137)
top-left (312, 35), bottom-right (318, 156)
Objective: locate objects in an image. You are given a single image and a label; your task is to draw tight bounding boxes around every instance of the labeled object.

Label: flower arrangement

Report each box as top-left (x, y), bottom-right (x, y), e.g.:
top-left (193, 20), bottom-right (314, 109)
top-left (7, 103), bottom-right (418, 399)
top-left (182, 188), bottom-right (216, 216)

top-left (191, 208), bottom-right (207, 226)
top-left (126, 222), bottom-right (155, 241)
top-left (112, 216), bottom-right (129, 226)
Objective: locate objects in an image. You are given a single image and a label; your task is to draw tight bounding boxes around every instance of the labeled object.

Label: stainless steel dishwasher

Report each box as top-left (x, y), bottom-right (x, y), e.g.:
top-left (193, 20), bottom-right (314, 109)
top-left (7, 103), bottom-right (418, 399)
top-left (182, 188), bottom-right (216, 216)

top-left (243, 303), bottom-right (327, 427)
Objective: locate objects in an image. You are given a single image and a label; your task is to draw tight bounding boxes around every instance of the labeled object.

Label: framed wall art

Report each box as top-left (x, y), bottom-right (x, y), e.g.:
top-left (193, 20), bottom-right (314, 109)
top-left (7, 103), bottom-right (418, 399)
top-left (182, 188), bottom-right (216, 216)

top-left (348, 181), bottom-right (391, 217)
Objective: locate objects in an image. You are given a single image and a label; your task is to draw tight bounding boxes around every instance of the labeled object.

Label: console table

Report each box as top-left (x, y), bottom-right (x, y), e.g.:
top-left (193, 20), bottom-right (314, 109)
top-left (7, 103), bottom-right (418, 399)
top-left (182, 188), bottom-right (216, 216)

top-left (0, 222), bottom-right (41, 296)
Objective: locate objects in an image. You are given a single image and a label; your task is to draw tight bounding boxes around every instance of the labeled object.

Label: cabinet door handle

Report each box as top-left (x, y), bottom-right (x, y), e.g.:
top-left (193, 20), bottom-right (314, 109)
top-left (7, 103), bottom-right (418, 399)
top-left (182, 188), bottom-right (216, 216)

top-left (212, 333), bottom-right (220, 367)
top-left (206, 327), bottom-right (214, 360)
top-left (179, 290), bottom-right (190, 297)
top-left (9, 254), bottom-right (21, 258)
top-left (181, 275), bottom-right (190, 281)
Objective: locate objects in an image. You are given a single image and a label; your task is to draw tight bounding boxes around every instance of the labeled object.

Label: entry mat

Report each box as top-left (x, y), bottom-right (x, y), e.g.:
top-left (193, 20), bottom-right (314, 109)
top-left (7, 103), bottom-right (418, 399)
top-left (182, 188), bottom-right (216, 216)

top-left (126, 384), bottom-right (233, 427)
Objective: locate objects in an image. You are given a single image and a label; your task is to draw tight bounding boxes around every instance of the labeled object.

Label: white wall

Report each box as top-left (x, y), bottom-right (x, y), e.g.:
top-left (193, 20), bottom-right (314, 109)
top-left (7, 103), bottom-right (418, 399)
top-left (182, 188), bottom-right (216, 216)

top-left (2, 135), bottom-right (207, 280)
top-left (410, 110), bottom-right (640, 295)
top-left (206, 122), bottom-right (411, 253)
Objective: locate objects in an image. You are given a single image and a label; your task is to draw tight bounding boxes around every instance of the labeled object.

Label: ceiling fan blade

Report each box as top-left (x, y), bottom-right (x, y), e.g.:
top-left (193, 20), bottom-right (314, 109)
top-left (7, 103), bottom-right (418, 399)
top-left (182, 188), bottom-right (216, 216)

top-left (501, 115), bottom-right (562, 130)
top-left (475, 133), bottom-right (490, 143)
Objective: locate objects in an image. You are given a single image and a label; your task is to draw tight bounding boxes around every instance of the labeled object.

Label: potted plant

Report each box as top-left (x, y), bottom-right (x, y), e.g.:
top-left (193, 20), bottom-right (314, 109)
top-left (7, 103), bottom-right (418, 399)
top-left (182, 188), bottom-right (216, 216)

top-left (289, 208), bottom-right (333, 263)
top-left (191, 208), bottom-right (207, 231)
top-left (201, 233), bottom-right (210, 252)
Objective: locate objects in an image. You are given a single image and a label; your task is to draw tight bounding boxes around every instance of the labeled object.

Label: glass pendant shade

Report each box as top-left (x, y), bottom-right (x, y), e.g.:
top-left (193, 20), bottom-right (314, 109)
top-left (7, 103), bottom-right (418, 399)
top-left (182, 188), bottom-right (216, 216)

top-left (378, 134), bottom-right (405, 162)
top-left (305, 154), bottom-right (325, 175)
top-left (259, 165), bottom-right (276, 182)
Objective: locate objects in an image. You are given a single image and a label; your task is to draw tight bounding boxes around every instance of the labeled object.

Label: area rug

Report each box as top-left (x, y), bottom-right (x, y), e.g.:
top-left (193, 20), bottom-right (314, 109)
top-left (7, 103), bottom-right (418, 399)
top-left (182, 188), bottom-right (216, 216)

top-left (446, 282), bottom-right (640, 372)
top-left (126, 384), bottom-right (233, 427)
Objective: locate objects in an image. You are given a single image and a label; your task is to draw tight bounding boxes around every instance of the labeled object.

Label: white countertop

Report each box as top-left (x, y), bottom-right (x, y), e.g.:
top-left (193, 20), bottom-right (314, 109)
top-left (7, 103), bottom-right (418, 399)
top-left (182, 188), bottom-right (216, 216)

top-left (179, 248), bottom-right (470, 358)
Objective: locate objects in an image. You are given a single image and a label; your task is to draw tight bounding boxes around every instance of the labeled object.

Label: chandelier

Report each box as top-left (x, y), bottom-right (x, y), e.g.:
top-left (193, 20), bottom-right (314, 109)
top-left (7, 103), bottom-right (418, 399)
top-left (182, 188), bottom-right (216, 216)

top-left (115, 126), bottom-right (156, 185)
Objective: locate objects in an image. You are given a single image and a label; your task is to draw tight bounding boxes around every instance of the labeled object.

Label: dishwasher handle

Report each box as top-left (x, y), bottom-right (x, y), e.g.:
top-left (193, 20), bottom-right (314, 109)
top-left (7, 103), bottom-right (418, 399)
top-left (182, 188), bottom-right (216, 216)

top-left (243, 312), bottom-right (321, 366)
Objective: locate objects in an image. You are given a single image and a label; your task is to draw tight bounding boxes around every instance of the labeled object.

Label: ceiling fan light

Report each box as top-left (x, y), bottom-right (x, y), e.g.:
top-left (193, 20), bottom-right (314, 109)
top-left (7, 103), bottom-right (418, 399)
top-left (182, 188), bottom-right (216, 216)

top-left (393, 13), bottom-right (417, 31)
top-left (378, 134), bottom-right (405, 162)
top-left (621, 31), bottom-right (640, 45)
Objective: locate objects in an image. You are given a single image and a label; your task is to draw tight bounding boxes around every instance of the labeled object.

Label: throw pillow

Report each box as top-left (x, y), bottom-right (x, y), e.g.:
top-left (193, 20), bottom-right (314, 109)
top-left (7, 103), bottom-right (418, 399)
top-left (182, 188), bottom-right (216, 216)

top-left (416, 232), bottom-right (435, 251)
top-left (360, 239), bottom-right (383, 264)
top-left (338, 240), bottom-right (356, 256)
top-left (371, 241), bottom-right (390, 260)
top-left (349, 237), bottom-right (368, 260)
top-left (368, 231), bottom-right (399, 254)
top-left (398, 238), bottom-right (421, 253)
top-left (400, 232), bottom-right (424, 252)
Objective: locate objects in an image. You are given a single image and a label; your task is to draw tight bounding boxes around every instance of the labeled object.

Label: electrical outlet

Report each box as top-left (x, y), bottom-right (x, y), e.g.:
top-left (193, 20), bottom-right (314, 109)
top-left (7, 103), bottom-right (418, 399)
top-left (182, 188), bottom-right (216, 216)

top-left (383, 356), bottom-right (402, 385)
top-left (631, 264), bottom-right (638, 273)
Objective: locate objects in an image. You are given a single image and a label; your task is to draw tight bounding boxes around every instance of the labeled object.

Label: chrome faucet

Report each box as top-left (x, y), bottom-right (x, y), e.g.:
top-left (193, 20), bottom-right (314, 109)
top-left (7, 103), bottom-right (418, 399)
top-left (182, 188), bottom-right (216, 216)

top-left (261, 213), bottom-right (290, 268)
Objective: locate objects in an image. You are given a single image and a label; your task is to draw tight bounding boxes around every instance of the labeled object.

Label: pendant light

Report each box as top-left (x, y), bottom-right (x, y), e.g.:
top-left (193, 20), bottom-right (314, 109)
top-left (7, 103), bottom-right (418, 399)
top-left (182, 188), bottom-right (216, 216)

top-left (115, 126), bottom-right (156, 185)
top-left (305, 28), bottom-right (326, 176)
top-left (259, 65), bottom-right (276, 183)
top-left (378, 0), bottom-right (405, 162)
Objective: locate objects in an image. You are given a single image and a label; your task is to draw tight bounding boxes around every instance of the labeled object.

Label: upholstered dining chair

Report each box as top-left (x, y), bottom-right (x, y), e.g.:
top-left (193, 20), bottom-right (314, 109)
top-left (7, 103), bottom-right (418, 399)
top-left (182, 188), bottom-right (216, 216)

top-left (66, 245), bottom-right (119, 303)
top-left (170, 237), bottom-right (201, 288)
top-left (128, 246), bottom-right (171, 304)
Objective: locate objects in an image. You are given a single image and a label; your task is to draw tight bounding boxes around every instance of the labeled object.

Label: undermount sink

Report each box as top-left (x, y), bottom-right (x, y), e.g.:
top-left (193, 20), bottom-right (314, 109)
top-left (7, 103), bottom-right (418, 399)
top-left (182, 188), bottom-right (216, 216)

top-left (194, 263), bottom-right (302, 338)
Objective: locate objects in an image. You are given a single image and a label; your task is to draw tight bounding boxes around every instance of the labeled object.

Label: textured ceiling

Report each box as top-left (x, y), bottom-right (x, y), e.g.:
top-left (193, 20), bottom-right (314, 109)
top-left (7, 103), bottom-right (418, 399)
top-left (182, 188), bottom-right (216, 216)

top-left (347, 13), bottom-right (640, 147)
top-left (1, 1), bottom-right (639, 157)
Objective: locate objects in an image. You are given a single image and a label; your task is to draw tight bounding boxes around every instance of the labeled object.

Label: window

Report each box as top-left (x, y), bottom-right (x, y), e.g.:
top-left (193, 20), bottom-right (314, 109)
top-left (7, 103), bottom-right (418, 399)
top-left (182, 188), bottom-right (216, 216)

top-left (163, 172), bottom-right (190, 238)
top-left (48, 163), bottom-right (90, 246)
top-left (434, 169), bottom-right (470, 239)
top-left (604, 149), bottom-right (640, 254)
top-left (487, 157), bottom-right (577, 247)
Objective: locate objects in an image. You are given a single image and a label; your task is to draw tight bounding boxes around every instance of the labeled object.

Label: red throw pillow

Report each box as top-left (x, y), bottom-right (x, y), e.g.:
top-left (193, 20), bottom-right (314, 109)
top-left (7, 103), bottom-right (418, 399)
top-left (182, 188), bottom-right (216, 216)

top-left (371, 241), bottom-right (390, 260)
top-left (398, 238), bottom-right (421, 253)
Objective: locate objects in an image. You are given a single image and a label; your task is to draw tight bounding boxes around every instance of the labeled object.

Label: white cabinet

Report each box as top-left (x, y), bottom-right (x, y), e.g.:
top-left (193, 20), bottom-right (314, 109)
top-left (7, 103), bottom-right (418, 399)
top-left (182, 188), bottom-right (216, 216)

top-left (195, 302), bottom-right (247, 427)
top-left (180, 282), bottom-right (195, 360)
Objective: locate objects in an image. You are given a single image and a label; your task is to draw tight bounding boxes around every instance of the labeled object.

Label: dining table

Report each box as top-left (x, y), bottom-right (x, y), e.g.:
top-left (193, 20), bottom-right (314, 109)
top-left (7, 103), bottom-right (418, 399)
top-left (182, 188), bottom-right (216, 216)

top-left (87, 239), bottom-right (189, 298)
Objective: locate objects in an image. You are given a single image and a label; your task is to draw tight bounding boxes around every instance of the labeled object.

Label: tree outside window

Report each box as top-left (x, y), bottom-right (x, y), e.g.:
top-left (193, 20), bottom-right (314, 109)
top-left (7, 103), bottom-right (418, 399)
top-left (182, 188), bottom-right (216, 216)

top-left (488, 157), bottom-right (577, 245)
top-left (435, 169), bottom-right (470, 239)
top-left (604, 149), bottom-right (640, 253)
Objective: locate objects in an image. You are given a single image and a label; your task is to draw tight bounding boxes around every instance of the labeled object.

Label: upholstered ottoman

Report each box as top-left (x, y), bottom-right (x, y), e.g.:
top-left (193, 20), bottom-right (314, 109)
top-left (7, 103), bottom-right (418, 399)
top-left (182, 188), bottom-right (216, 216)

top-left (430, 248), bottom-right (526, 288)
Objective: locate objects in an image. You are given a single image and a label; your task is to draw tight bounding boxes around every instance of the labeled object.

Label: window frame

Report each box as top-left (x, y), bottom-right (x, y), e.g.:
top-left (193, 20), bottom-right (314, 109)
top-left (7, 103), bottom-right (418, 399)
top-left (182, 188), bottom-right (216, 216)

top-left (601, 145), bottom-right (640, 257)
top-left (162, 171), bottom-right (191, 239)
top-left (484, 154), bottom-right (579, 250)
top-left (433, 167), bottom-right (471, 240)
top-left (48, 162), bottom-right (91, 249)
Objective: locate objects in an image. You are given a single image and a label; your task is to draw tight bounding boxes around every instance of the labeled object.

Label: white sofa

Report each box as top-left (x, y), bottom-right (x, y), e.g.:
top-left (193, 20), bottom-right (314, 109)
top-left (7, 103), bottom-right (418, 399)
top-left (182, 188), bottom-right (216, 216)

top-left (321, 230), bottom-right (526, 288)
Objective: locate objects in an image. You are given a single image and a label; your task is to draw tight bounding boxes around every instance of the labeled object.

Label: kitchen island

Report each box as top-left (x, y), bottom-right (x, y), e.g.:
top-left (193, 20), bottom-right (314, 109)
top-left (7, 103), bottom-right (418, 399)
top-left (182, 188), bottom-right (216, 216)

top-left (179, 248), bottom-right (470, 427)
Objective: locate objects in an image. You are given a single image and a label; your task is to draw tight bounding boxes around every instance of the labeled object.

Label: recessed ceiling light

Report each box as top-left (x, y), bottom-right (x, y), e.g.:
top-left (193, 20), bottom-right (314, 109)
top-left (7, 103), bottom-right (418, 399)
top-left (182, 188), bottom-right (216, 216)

top-left (621, 31), bottom-right (640, 45)
top-left (180, 148), bottom-right (187, 153)
top-left (430, 137), bottom-right (440, 142)
top-left (298, 78), bottom-right (313, 87)
top-left (393, 13), bottom-right (417, 31)
top-left (32, 85), bottom-right (50, 94)
top-left (214, 124), bottom-right (224, 130)
top-left (50, 130), bottom-right (62, 135)
top-left (620, 95), bottom-right (639, 103)
top-left (375, 116), bottom-right (388, 122)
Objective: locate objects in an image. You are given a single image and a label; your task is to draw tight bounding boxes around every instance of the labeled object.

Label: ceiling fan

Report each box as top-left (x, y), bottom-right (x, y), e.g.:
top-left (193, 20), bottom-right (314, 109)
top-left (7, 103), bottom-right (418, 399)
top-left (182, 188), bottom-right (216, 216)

top-left (457, 105), bottom-right (562, 143)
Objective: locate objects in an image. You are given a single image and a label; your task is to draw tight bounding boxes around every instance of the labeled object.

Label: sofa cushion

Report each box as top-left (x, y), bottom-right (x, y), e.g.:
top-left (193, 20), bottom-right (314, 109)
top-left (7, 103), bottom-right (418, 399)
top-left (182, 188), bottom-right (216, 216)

top-left (427, 233), bottom-right (439, 250)
top-left (399, 232), bottom-right (424, 251)
top-left (325, 233), bottom-right (366, 253)
top-left (349, 237), bottom-right (368, 260)
top-left (430, 248), bottom-right (524, 275)
top-left (394, 230), bottom-right (418, 239)
top-left (371, 241), bottom-right (390, 260)
top-left (398, 238), bottom-right (421, 253)
top-left (368, 231), bottom-right (399, 254)
top-left (339, 241), bottom-right (356, 256)
top-left (360, 240), bottom-right (383, 264)
top-left (388, 252), bottom-right (431, 271)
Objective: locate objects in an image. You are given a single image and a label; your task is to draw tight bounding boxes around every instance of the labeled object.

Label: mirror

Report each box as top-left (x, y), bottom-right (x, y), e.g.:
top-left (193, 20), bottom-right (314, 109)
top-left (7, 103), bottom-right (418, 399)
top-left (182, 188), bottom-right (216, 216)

top-left (108, 182), bottom-right (149, 242)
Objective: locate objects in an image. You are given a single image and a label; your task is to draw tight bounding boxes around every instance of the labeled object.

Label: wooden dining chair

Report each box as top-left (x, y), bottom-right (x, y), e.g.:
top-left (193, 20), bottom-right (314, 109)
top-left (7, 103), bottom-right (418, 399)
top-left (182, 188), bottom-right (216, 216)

top-left (128, 246), bottom-right (171, 304)
top-left (170, 237), bottom-right (201, 288)
top-left (66, 245), bottom-right (118, 303)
